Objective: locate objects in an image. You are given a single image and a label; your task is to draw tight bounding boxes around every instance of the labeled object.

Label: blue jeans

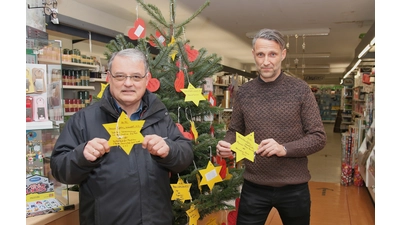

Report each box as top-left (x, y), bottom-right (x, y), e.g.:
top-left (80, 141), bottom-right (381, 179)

top-left (236, 180), bottom-right (311, 225)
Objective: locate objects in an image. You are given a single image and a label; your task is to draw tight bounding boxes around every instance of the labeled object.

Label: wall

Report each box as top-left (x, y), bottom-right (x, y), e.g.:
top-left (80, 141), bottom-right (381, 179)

top-left (26, 0), bottom-right (46, 31)
top-left (55, 0), bottom-right (246, 71)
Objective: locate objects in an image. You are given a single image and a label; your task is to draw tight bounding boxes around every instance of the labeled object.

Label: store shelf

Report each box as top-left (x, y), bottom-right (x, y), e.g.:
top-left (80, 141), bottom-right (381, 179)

top-left (38, 59), bottom-right (98, 69)
top-left (63, 85), bottom-right (95, 90)
top-left (90, 78), bottom-right (107, 83)
top-left (26, 121), bottom-right (54, 130)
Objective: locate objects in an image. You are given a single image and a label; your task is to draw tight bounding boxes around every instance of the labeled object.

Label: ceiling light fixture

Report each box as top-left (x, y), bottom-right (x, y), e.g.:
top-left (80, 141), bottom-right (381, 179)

top-left (289, 53), bottom-right (330, 58)
top-left (343, 59), bottom-right (362, 78)
top-left (245, 28), bottom-right (330, 38)
top-left (358, 36), bottom-right (375, 59)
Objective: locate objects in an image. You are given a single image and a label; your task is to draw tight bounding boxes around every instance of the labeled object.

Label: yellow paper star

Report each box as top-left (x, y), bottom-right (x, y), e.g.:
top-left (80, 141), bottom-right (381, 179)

top-left (102, 111), bottom-right (145, 155)
top-left (168, 36), bottom-right (178, 60)
top-left (186, 204), bottom-right (200, 225)
top-left (171, 178), bottom-right (192, 201)
top-left (97, 83), bottom-right (109, 98)
top-left (180, 83), bottom-right (206, 106)
top-left (231, 132), bottom-right (258, 162)
top-left (224, 169), bottom-right (233, 180)
top-left (198, 161), bottom-right (223, 190)
top-left (205, 216), bottom-right (218, 225)
top-left (190, 121), bottom-right (198, 141)
top-left (168, 36), bottom-right (176, 46)
top-left (196, 173), bottom-right (202, 192)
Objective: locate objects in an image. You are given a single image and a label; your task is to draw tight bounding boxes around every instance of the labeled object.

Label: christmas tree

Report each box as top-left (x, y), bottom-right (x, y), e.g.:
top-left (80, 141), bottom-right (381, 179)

top-left (104, 0), bottom-right (244, 224)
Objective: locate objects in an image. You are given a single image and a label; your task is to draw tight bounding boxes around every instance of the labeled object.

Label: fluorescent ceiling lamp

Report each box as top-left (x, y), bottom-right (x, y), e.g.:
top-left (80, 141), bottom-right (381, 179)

top-left (246, 28), bottom-right (330, 38)
top-left (287, 53), bottom-right (330, 58)
top-left (343, 59), bottom-right (362, 78)
top-left (286, 64), bottom-right (330, 69)
top-left (358, 36), bottom-right (376, 58)
top-left (370, 37), bottom-right (375, 46)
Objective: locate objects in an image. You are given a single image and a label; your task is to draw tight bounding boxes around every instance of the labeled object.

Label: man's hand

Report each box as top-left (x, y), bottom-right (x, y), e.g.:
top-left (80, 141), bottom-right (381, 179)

top-left (84, 138), bottom-right (110, 161)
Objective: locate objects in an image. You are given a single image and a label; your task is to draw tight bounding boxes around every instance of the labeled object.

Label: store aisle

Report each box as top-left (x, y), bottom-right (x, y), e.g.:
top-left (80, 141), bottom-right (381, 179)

top-left (200, 123), bottom-right (375, 225)
top-left (308, 123), bottom-right (342, 183)
top-left (264, 123), bottom-right (375, 225)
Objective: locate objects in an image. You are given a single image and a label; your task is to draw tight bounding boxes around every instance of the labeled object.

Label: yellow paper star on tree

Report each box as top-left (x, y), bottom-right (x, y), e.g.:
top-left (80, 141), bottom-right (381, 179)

top-left (186, 204), bottom-right (200, 225)
top-left (224, 169), bottom-right (233, 180)
top-left (190, 121), bottom-right (198, 141)
top-left (103, 111), bottom-right (145, 155)
top-left (180, 83), bottom-right (206, 106)
top-left (205, 217), bottom-right (218, 225)
top-left (198, 161), bottom-right (223, 190)
top-left (168, 36), bottom-right (178, 60)
top-left (97, 83), bottom-right (109, 98)
top-left (171, 178), bottom-right (192, 201)
top-left (231, 132), bottom-right (259, 162)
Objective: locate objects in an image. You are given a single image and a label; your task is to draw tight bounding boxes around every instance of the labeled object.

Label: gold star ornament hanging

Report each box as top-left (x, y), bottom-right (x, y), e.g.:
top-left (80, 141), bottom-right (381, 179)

top-left (97, 83), bottom-right (109, 98)
top-left (231, 132), bottom-right (259, 162)
top-left (180, 83), bottom-right (206, 106)
top-left (171, 178), bottom-right (192, 201)
top-left (168, 36), bottom-right (178, 60)
top-left (198, 161), bottom-right (223, 190)
top-left (186, 204), bottom-right (200, 225)
top-left (103, 111), bottom-right (145, 155)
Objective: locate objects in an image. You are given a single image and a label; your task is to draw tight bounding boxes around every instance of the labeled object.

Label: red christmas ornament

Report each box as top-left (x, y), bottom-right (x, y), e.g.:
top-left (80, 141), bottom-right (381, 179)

top-left (227, 198), bottom-right (240, 225)
top-left (146, 73), bottom-right (160, 92)
top-left (208, 91), bottom-right (217, 107)
top-left (185, 44), bottom-right (199, 62)
top-left (216, 156), bottom-right (227, 179)
top-left (210, 125), bottom-right (215, 138)
top-left (176, 123), bottom-right (184, 134)
top-left (183, 131), bottom-right (193, 140)
top-left (128, 18), bottom-right (146, 40)
top-left (174, 70), bottom-right (185, 92)
top-left (149, 30), bottom-right (166, 47)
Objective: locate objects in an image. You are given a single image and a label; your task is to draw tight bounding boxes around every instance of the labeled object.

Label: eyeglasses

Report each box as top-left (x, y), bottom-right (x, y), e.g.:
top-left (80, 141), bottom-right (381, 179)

top-left (109, 72), bottom-right (147, 82)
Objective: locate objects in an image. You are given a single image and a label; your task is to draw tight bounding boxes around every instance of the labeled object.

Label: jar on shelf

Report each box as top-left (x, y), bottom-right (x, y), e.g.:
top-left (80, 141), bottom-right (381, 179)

top-left (74, 49), bottom-right (81, 63)
top-left (81, 55), bottom-right (87, 64)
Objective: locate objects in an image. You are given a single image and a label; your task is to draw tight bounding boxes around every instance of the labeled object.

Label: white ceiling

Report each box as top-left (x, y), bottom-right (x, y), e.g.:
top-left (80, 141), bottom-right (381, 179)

top-left (55, 0), bottom-right (375, 85)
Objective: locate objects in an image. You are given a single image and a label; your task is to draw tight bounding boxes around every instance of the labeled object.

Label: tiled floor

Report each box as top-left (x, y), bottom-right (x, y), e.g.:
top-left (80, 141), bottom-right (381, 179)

top-left (308, 123), bottom-right (343, 183)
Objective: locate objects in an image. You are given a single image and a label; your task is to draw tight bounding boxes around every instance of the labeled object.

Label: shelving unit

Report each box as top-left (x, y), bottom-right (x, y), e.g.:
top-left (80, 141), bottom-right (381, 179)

top-left (26, 38), bottom-right (74, 218)
top-left (339, 86), bottom-right (353, 131)
top-left (314, 87), bottom-right (342, 123)
top-left (340, 66), bottom-right (375, 202)
top-left (39, 59), bottom-right (100, 118)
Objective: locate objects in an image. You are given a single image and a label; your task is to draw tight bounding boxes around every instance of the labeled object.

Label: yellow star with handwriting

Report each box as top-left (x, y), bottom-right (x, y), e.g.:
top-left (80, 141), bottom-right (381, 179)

top-left (231, 132), bottom-right (258, 162)
top-left (103, 111), bottom-right (145, 155)
top-left (97, 83), bottom-right (109, 98)
top-left (205, 216), bottom-right (218, 225)
top-left (186, 204), bottom-right (200, 225)
top-left (171, 178), bottom-right (192, 201)
top-left (198, 161), bottom-right (223, 190)
top-left (181, 83), bottom-right (206, 106)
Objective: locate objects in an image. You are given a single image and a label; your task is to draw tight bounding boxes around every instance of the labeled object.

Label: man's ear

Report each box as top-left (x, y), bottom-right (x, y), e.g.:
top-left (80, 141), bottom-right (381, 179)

top-left (281, 49), bottom-right (287, 61)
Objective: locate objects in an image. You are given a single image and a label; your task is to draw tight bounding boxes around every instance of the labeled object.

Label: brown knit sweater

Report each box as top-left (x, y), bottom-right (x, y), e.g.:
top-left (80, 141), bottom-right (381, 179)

top-left (224, 72), bottom-right (327, 187)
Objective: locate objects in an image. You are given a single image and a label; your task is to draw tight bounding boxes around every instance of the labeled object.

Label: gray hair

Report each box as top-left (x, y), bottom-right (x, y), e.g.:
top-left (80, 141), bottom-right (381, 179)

top-left (108, 48), bottom-right (149, 74)
top-left (252, 29), bottom-right (286, 51)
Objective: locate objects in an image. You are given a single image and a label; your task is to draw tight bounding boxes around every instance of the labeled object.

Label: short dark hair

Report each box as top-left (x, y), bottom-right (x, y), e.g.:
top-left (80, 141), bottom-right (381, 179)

top-left (252, 29), bottom-right (286, 51)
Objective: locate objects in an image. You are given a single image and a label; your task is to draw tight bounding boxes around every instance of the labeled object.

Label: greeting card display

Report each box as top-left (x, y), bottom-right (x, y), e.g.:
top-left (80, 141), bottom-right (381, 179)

top-left (26, 129), bottom-right (73, 218)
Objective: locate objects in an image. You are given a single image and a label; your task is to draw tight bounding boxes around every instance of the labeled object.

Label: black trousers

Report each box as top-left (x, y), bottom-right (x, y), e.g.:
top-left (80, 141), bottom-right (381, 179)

top-left (236, 180), bottom-right (311, 225)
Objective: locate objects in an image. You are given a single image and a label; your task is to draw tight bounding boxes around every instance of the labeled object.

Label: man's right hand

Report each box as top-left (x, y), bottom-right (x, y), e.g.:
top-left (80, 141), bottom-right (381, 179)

top-left (216, 140), bottom-right (234, 158)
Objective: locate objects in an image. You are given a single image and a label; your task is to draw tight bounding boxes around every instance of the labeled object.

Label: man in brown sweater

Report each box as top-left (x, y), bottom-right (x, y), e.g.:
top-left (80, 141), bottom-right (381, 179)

top-left (216, 28), bottom-right (327, 225)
